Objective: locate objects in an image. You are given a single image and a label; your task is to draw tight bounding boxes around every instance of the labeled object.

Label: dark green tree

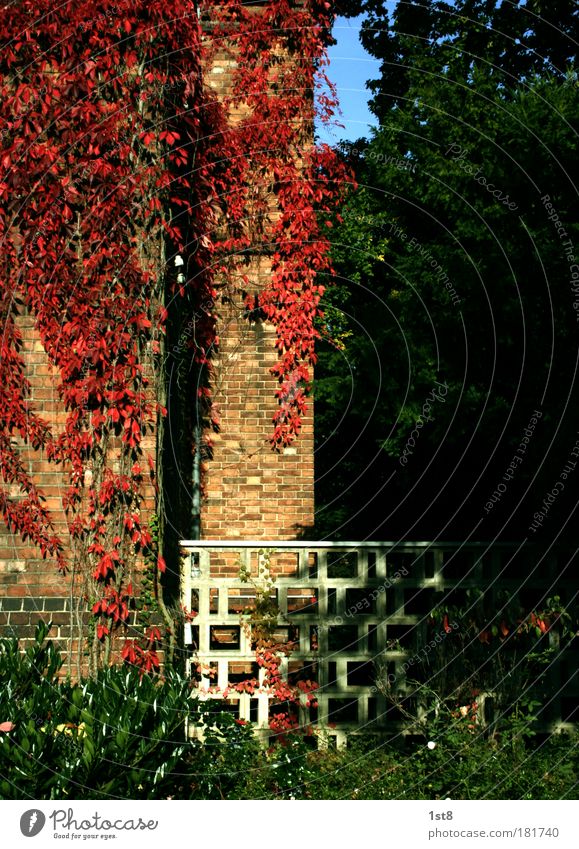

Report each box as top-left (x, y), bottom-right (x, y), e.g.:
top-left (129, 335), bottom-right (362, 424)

top-left (315, 1), bottom-right (578, 540)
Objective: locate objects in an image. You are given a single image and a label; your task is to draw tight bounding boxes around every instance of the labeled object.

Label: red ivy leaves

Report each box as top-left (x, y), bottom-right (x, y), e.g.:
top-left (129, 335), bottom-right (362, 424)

top-left (0, 0), bottom-right (209, 578)
top-left (0, 0), bottom-right (346, 671)
top-left (202, 0), bottom-right (349, 449)
top-left (121, 640), bottom-right (159, 674)
top-left (96, 624), bottom-right (109, 641)
top-left (122, 627), bottom-right (161, 673)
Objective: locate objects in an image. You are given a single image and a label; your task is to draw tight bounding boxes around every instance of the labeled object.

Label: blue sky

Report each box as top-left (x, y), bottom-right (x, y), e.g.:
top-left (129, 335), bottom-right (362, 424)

top-left (317, 15), bottom-right (380, 145)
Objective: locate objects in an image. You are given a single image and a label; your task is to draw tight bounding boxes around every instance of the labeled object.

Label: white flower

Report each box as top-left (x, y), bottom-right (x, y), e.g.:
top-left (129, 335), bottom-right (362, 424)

top-left (427, 740), bottom-right (436, 750)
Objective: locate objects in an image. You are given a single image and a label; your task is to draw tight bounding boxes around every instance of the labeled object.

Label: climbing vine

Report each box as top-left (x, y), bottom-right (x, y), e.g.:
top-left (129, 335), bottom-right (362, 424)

top-left (0, 1), bottom-right (345, 671)
top-left (201, 0), bottom-right (348, 447)
top-left (225, 551), bottom-right (317, 735)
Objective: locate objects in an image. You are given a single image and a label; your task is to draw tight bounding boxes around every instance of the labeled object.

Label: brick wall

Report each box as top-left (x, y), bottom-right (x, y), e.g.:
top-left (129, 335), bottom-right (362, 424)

top-left (0, 310), bottom-right (159, 662)
top-left (0, 311), bottom-right (73, 653)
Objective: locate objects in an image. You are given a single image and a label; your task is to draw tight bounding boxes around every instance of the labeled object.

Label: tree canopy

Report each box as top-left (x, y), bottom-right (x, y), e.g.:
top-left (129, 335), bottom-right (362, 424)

top-left (315, 0), bottom-right (579, 541)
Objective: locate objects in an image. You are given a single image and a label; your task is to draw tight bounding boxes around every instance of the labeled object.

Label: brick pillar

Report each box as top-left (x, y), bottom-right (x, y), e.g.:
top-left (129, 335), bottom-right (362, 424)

top-left (202, 293), bottom-right (315, 541)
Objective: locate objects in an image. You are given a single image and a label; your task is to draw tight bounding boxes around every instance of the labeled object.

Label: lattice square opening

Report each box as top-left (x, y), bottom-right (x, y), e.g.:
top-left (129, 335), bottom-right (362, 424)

top-left (328, 625), bottom-right (359, 652)
top-left (404, 587), bottom-right (433, 614)
top-left (220, 698), bottom-right (241, 718)
top-left (185, 625), bottom-right (199, 652)
top-left (228, 661), bottom-right (259, 685)
top-left (328, 698), bottom-right (358, 723)
top-left (273, 625), bottom-right (299, 647)
top-left (209, 550), bottom-right (243, 577)
top-left (347, 660), bottom-right (374, 686)
top-left (387, 552), bottom-right (416, 579)
top-left (267, 551), bottom-right (299, 577)
top-left (386, 624), bottom-right (415, 649)
top-left (210, 625), bottom-right (241, 650)
top-left (189, 588), bottom-right (199, 616)
top-left (269, 701), bottom-right (299, 729)
top-left (287, 587), bottom-right (317, 614)
top-left (308, 551), bottom-right (318, 578)
top-left (440, 550), bottom-right (472, 580)
top-left (386, 702), bottom-right (409, 722)
top-left (228, 587), bottom-right (257, 614)
top-left (287, 660), bottom-right (318, 685)
top-left (386, 591), bottom-right (402, 615)
top-left (196, 660), bottom-right (218, 683)
top-left (345, 588), bottom-right (377, 615)
top-left (250, 624), bottom-right (298, 650)
top-left (327, 551), bottom-right (358, 578)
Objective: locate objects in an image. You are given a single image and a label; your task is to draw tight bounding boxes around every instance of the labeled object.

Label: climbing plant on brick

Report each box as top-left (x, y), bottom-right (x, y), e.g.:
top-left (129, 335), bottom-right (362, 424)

top-left (0, 0), bottom-right (221, 672)
top-left (235, 550), bottom-right (318, 734)
top-left (201, 0), bottom-right (349, 448)
top-left (0, 0), bottom-right (345, 671)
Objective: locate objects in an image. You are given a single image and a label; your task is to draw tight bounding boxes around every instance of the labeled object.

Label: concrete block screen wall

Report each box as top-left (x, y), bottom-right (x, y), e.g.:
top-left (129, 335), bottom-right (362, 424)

top-left (181, 541), bottom-right (579, 742)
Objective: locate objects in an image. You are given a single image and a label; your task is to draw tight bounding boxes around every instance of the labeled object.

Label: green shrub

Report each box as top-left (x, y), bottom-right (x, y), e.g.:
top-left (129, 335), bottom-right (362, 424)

top-left (183, 706), bottom-right (264, 799)
top-left (0, 624), bottom-right (576, 800)
top-left (0, 623), bottom-right (192, 799)
top-left (292, 723), bottom-right (579, 800)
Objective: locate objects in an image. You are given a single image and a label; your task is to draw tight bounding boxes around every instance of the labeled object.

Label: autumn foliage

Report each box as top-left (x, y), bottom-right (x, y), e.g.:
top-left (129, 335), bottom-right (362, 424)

top-left (0, 1), bottom-right (345, 670)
